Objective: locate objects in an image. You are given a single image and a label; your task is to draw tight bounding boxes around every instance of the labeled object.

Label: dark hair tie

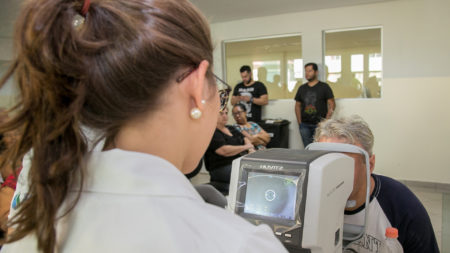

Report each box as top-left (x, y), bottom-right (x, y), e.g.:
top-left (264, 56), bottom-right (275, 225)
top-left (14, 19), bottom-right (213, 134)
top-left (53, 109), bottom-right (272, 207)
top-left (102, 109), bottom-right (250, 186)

top-left (81, 0), bottom-right (91, 16)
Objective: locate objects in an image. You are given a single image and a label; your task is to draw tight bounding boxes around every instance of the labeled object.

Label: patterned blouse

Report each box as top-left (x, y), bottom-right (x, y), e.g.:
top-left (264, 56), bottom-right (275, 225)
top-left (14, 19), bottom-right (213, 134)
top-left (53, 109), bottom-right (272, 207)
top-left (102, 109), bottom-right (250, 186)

top-left (233, 122), bottom-right (266, 150)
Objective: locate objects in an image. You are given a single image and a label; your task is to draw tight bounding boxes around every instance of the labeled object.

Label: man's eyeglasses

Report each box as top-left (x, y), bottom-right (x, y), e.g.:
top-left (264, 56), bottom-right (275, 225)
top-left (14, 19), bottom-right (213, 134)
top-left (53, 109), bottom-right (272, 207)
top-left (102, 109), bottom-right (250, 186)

top-left (175, 67), bottom-right (231, 112)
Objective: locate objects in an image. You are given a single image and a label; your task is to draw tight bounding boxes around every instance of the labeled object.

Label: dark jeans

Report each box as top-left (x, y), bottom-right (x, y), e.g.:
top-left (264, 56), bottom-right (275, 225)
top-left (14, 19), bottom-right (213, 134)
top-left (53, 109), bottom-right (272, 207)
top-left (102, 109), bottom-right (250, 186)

top-left (299, 123), bottom-right (317, 148)
top-left (209, 164), bottom-right (232, 183)
top-left (209, 164), bottom-right (232, 195)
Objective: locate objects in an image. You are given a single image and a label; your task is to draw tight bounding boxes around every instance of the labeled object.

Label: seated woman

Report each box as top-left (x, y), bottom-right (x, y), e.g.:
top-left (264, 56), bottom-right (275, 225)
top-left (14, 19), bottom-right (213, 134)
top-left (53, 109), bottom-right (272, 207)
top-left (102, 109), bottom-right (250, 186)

top-left (204, 108), bottom-right (255, 194)
top-left (232, 104), bottom-right (271, 150)
top-left (0, 126), bottom-right (22, 240)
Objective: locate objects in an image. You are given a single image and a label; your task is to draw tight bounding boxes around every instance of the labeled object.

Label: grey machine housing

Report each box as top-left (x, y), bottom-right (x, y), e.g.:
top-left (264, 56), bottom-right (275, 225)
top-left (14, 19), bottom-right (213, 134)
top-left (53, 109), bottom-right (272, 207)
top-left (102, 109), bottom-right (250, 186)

top-left (228, 148), bottom-right (354, 253)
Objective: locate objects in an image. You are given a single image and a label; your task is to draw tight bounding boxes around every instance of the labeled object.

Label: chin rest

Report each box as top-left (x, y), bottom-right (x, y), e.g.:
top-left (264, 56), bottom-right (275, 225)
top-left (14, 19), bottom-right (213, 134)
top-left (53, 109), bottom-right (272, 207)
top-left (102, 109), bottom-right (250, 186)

top-left (208, 181), bottom-right (229, 196)
top-left (194, 184), bottom-right (227, 208)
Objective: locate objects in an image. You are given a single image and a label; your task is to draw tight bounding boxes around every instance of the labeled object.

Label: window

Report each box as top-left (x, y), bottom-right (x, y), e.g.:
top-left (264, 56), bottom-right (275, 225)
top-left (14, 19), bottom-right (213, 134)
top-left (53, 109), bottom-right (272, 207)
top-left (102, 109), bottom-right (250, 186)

top-left (323, 27), bottom-right (382, 98)
top-left (223, 35), bottom-right (302, 100)
top-left (325, 55), bottom-right (341, 83)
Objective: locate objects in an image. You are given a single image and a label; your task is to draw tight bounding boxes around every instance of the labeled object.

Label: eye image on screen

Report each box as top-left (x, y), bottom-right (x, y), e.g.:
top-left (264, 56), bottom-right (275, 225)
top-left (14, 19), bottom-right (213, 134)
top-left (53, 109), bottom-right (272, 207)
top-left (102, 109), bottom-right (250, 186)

top-left (243, 171), bottom-right (299, 220)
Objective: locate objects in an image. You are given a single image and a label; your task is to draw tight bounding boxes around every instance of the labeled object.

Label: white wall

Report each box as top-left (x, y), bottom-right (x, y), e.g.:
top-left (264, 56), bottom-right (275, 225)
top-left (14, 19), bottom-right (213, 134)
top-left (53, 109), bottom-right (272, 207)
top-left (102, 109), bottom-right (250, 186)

top-left (211, 0), bottom-right (450, 184)
top-left (0, 0), bottom-right (18, 108)
top-left (0, 57), bottom-right (16, 108)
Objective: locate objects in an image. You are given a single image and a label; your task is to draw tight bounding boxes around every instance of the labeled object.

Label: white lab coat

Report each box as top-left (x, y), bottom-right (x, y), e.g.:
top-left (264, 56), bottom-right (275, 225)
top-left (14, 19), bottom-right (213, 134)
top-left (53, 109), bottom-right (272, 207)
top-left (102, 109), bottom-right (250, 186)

top-left (2, 149), bottom-right (287, 253)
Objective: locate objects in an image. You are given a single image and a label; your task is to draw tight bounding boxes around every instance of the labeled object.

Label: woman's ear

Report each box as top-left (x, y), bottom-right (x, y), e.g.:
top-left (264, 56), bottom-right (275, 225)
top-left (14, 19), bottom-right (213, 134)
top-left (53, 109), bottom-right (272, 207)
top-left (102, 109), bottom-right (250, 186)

top-left (189, 60), bottom-right (210, 110)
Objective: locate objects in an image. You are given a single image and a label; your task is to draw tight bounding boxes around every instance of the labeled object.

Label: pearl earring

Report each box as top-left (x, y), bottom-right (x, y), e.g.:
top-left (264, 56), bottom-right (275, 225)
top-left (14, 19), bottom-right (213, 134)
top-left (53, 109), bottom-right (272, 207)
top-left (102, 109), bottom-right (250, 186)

top-left (190, 108), bottom-right (202, 119)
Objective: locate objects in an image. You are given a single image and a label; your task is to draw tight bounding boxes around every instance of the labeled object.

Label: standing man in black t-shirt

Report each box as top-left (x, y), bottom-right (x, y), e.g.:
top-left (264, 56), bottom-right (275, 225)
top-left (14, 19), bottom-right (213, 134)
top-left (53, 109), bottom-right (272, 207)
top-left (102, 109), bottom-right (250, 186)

top-left (294, 62), bottom-right (335, 147)
top-left (231, 65), bottom-right (268, 122)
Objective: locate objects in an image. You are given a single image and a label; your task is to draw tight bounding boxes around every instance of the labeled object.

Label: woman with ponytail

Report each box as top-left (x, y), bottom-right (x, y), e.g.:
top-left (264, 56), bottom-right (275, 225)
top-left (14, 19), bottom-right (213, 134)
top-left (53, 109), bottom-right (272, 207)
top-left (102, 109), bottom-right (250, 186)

top-left (0, 0), bottom-right (287, 252)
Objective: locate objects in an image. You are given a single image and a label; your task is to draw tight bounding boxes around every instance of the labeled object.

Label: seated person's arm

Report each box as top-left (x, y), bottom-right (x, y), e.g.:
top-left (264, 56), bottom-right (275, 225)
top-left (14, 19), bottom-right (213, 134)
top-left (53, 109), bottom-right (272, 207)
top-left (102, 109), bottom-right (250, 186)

top-left (244, 137), bottom-right (256, 153)
top-left (239, 130), bottom-right (257, 143)
top-left (244, 124), bottom-right (270, 146)
top-left (240, 130), bottom-right (265, 146)
top-left (0, 186), bottom-right (14, 232)
top-left (0, 157), bottom-right (13, 181)
top-left (254, 128), bottom-right (270, 145)
top-left (215, 143), bottom-right (253, 157)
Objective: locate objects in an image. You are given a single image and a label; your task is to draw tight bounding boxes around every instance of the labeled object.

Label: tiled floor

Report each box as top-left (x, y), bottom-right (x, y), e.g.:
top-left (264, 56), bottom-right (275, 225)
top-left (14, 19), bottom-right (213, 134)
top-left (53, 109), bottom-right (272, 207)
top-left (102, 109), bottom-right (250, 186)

top-left (190, 172), bottom-right (450, 253)
top-left (406, 183), bottom-right (450, 253)
top-left (443, 194), bottom-right (450, 252)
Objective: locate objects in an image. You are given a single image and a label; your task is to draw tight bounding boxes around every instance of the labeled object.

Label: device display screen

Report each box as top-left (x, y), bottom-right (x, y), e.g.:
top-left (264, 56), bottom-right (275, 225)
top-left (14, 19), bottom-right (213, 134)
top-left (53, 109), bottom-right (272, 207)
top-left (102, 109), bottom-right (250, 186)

top-left (243, 171), bottom-right (300, 220)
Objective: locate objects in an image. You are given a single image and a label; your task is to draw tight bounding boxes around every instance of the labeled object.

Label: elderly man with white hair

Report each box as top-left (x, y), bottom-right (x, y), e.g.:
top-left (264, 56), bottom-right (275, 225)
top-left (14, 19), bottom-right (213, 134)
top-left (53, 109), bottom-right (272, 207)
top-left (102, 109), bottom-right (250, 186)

top-left (315, 115), bottom-right (439, 253)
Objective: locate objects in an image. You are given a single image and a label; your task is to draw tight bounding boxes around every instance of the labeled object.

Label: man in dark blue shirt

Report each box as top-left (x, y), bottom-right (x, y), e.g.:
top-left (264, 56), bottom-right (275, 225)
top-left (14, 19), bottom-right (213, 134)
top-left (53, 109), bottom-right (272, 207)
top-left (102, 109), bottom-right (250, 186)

top-left (315, 115), bottom-right (440, 253)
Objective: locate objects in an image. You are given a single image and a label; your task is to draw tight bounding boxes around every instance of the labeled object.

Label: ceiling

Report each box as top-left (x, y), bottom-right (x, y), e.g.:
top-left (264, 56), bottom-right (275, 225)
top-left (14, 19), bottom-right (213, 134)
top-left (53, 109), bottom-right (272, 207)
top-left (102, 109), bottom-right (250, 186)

top-left (0, 0), bottom-right (396, 37)
top-left (190, 0), bottom-right (395, 23)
